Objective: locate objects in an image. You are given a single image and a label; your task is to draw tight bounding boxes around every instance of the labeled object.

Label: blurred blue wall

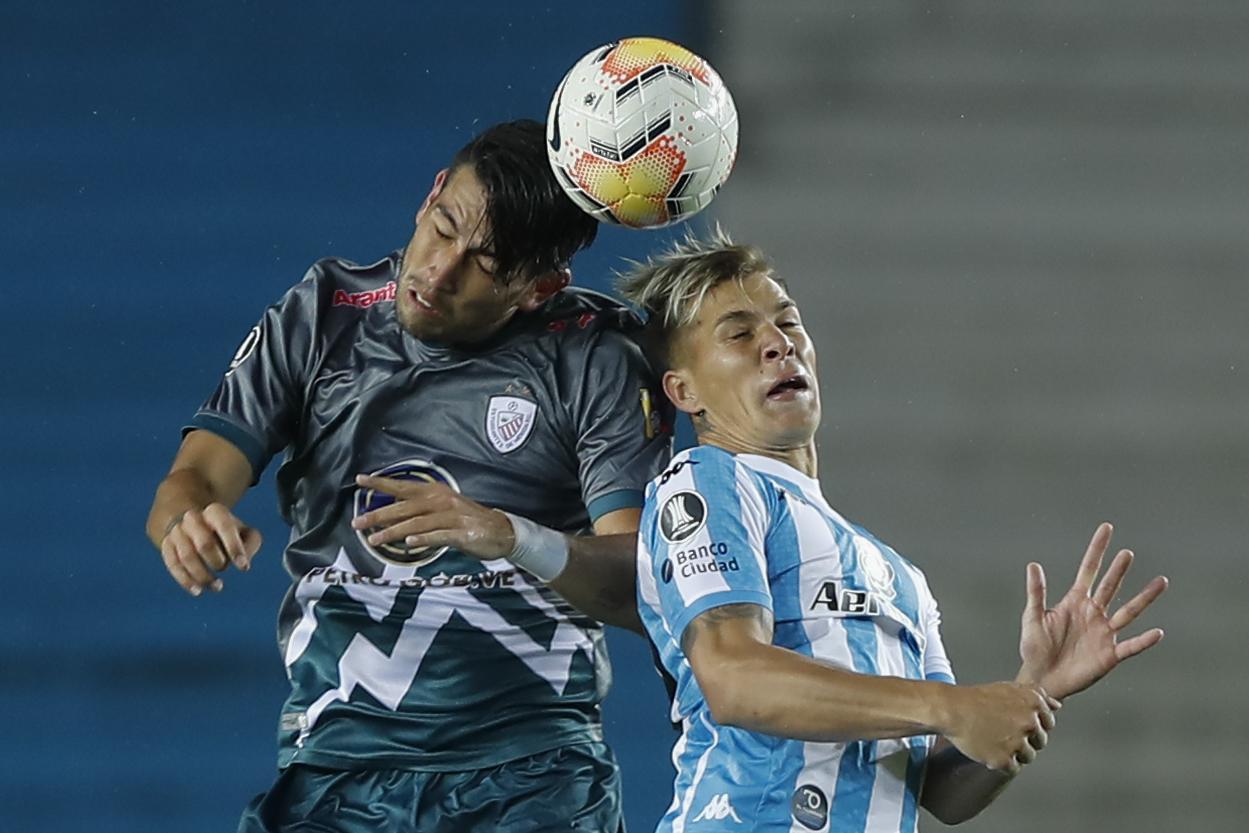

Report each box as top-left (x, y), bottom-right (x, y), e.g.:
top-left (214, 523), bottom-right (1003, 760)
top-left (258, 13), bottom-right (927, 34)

top-left (1, 3), bottom-right (703, 830)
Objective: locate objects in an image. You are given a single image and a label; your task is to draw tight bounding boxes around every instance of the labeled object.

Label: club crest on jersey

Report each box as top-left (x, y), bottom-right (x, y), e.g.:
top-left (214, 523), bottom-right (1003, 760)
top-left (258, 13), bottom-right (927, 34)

top-left (485, 395), bottom-right (537, 453)
top-left (854, 537), bottom-right (898, 601)
top-left (354, 459), bottom-right (459, 567)
top-left (659, 491), bottom-right (707, 543)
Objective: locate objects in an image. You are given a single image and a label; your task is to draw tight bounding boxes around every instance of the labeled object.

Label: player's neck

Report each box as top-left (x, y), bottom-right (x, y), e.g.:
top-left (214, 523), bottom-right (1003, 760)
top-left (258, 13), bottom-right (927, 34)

top-left (699, 434), bottom-right (818, 478)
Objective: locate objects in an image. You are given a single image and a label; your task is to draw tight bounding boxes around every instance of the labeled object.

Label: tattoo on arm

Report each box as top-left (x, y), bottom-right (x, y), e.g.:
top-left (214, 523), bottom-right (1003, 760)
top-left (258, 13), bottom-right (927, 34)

top-left (681, 603), bottom-right (774, 655)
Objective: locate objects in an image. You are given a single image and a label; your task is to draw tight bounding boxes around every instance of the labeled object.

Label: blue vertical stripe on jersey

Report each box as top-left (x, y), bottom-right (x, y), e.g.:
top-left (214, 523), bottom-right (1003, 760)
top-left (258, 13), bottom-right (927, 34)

top-left (898, 629), bottom-right (928, 833)
top-left (829, 615), bottom-right (881, 833)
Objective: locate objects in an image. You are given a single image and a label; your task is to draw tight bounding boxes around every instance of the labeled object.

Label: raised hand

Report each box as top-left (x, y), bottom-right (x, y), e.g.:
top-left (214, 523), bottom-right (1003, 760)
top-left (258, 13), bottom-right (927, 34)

top-left (351, 474), bottom-right (515, 559)
top-left (1018, 523), bottom-right (1169, 700)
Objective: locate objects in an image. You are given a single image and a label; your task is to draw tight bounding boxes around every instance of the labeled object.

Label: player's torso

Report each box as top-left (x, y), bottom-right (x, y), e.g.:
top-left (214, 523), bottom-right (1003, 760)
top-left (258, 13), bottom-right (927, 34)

top-left (272, 258), bottom-right (619, 771)
top-left (650, 450), bottom-right (935, 833)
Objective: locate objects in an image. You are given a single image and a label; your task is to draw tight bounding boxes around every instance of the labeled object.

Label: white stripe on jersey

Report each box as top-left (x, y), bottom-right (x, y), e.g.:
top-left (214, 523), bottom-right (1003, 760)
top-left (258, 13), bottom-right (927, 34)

top-left (672, 713), bottom-right (722, 833)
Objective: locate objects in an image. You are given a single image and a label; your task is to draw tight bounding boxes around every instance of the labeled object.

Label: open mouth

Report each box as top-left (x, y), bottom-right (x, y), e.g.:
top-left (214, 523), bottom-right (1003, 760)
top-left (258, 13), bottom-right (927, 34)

top-left (408, 288), bottom-right (441, 316)
top-left (767, 374), bottom-right (810, 399)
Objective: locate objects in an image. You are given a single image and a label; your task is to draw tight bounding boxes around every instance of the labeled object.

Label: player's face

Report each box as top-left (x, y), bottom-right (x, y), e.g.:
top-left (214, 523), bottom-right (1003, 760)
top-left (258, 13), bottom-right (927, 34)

top-left (396, 166), bottom-right (532, 344)
top-left (665, 271), bottom-right (820, 454)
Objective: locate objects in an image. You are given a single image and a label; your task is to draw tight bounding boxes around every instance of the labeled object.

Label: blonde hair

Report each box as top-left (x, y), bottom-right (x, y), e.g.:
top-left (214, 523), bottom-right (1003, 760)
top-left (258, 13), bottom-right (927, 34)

top-left (617, 227), bottom-right (771, 372)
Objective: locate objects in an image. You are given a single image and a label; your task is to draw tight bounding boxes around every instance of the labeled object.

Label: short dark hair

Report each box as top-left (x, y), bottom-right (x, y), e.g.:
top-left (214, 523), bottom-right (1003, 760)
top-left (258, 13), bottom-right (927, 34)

top-left (449, 119), bottom-right (598, 284)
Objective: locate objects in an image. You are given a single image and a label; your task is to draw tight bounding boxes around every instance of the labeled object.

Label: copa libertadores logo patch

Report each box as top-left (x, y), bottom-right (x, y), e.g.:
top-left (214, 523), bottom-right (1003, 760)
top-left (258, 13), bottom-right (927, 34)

top-left (354, 459), bottom-right (460, 567)
top-left (485, 395), bottom-right (537, 453)
top-left (226, 325), bottom-right (261, 375)
top-left (659, 491), bottom-right (707, 543)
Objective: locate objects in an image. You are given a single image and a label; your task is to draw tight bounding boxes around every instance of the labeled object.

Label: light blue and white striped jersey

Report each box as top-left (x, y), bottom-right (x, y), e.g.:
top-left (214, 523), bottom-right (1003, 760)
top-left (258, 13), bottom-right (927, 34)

top-left (638, 445), bottom-right (955, 833)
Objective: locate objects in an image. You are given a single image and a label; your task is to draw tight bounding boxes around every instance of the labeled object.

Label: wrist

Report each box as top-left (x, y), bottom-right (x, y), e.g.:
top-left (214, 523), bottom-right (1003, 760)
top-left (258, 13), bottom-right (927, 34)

top-left (499, 511), bottom-right (569, 583)
top-left (920, 679), bottom-right (961, 736)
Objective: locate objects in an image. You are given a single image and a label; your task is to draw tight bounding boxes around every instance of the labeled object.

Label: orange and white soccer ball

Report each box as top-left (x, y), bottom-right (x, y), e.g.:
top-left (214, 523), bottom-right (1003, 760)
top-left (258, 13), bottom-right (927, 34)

top-left (547, 37), bottom-right (739, 229)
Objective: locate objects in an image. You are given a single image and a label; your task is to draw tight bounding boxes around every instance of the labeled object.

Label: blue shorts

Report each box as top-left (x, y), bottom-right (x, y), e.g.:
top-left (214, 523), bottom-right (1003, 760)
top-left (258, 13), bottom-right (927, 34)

top-left (237, 742), bottom-right (624, 833)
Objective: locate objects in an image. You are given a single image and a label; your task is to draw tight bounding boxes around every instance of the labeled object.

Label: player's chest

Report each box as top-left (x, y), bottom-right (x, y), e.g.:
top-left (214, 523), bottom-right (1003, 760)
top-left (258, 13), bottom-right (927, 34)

top-left (303, 353), bottom-right (573, 472)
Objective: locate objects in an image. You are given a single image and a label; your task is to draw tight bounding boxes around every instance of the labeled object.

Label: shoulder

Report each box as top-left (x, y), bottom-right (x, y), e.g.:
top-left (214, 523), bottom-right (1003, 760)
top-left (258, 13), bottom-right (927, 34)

top-left (302, 252), bottom-right (400, 310)
top-left (647, 445), bottom-right (753, 504)
top-left (533, 287), bottom-right (644, 351)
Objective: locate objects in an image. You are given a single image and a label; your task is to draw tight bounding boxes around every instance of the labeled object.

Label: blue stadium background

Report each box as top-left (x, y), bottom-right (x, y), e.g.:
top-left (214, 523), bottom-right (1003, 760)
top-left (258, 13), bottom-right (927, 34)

top-left (2, 3), bottom-right (703, 831)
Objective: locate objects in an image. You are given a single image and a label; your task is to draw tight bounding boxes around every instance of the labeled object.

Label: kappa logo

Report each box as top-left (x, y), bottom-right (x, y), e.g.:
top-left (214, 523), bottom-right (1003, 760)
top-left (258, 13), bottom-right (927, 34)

top-left (659, 491), bottom-right (706, 543)
top-left (333, 281), bottom-right (397, 308)
top-left (691, 793), bottom-right (742, 824)
top-left (485, 395), bottom-right (537, 453)
top-left (226, 325), bottom-right (261, 375)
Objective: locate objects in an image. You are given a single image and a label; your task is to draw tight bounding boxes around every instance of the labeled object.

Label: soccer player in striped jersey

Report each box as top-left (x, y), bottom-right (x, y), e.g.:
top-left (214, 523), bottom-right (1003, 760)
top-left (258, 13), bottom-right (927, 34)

top-left (619, 231), bottom-right (1169, 833)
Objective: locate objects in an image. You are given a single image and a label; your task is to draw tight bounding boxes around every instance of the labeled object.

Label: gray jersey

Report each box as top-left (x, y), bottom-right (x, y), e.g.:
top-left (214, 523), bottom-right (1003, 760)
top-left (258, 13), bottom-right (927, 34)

top-left (187, 252), bottom-right (671, 771)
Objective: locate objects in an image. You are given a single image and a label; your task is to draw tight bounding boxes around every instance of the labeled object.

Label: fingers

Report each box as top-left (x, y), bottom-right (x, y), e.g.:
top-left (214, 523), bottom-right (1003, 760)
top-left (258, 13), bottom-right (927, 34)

top-left (1092, 549), bottom-right (1133, 609)
top-left (158, 504), bottom-right (258, 596)
top-left (204, 503), bottom-right (251, 571)
top-left (355, 474), bottom-right (440, 499)
top-left (364, 511), bottom-right (461, 548)
top-left (1108, 575), bottom-right (1170, 631)
top-left (160, 537), bottom-right (203, 597)
top-left (1114, 627), bottom-right (1166, 662)
top-left (1023, 562), bottom-right (1047, 625)
top-left (1072, 522), bottom-right (1113, 597)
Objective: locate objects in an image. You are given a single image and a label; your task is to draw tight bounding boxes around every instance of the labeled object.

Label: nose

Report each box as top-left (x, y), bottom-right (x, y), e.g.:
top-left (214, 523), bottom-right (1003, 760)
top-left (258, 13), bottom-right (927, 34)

top-left (423, 248), bottom-right (463, 294)
top-left (761, 322), bottom-right (795, 362)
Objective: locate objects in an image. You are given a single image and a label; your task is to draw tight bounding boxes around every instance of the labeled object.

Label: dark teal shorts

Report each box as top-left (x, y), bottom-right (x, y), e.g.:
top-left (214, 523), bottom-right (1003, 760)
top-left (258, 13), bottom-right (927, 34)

top-left (237, 742), bottom-right (624, 833)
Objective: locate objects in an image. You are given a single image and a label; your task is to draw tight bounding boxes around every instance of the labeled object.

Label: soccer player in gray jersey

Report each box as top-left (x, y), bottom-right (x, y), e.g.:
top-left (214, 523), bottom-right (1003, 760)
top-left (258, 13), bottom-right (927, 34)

top-left (145, 120), bottom-right (672, 833)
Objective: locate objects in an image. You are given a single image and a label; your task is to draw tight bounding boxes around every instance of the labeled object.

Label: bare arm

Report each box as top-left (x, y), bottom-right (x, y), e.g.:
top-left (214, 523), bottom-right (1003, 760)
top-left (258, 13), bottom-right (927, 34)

top-left (682, 603), bottom-right (1054, 768)
top-left (547, 508), bottom-right (643, 633)
top-left (351, 478), bottom-right (644, 631)
top-left (146, 429), bottom-right (261, 595)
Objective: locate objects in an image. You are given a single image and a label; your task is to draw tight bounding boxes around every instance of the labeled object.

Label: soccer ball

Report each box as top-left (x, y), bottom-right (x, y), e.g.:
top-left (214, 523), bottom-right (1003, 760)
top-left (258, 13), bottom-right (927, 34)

top-left (547, 37), bottom-right (739, 229)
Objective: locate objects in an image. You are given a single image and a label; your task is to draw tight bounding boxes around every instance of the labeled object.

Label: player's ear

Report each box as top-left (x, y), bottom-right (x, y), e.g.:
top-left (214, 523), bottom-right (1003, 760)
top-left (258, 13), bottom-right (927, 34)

top-left (662, 369), bottom-right (702, 416)
top-left (415, 168), bottom-right (450, 223)
top-left (517, 267), bottom-right (571, 312)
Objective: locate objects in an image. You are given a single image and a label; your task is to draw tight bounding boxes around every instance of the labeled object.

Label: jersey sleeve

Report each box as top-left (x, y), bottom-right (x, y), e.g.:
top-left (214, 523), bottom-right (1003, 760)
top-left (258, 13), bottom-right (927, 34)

top-left (640, 448), bottom-right (774, 646)
top-left (560, 324), bottom-right (672, 522)
top-left (183, 267), bottom-right (319, 481)
top-left (921, 595), bottom-right (956, 684)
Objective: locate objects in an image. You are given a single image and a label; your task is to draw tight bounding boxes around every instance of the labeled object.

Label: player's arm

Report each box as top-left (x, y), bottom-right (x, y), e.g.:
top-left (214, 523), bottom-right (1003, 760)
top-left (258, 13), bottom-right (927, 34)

top-left (547, 507), bottom-right (643, 633)
top-left (681, 603), bottom-right (1055, 772)
top-left (350, 481), bottom-right (645, 631)
top-left (146, 429), bottom-right (262, 596)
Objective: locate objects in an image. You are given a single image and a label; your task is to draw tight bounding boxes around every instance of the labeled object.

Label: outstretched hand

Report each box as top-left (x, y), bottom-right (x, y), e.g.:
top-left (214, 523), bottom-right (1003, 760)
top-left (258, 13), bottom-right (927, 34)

top-left (1017, 523), bottom-right (1169, 700)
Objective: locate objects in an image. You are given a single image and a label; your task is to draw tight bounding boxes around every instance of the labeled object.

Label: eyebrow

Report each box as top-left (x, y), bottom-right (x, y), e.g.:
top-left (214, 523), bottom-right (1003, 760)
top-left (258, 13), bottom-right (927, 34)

top-left (712, 299), bottom-right (797, 328)
top-left (434, 204), bottom-right (496, 259)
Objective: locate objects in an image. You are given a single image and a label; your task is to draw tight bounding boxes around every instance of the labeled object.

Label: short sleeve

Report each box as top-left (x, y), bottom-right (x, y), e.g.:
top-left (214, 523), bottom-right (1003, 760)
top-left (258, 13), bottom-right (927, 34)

top-left (183, 268), bottom-right (319, 481)
top-left (560, 325), bottom-right (672, 522)
top-left (640, 447), bottom-right (774, 646)
top-left (922, 596), bottom-right (956, 684)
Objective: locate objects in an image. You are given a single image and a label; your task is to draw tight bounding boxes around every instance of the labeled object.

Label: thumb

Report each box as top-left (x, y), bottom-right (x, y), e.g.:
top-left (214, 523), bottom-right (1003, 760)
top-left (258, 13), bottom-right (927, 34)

top-left (1023, 562), bottom-right (1047, 624)
top-left (241, 526), bottom-right (263, 559)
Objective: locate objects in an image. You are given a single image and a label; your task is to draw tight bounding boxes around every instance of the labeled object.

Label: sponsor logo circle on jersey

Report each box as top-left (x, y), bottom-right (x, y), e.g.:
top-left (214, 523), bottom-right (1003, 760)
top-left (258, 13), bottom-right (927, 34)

top-left (659, 491), bottom-right (707, 543)
top-left (354, 459), bottom-right (459, 567)
top-left (791, 784), bottom-right (829, 830)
